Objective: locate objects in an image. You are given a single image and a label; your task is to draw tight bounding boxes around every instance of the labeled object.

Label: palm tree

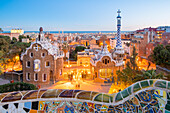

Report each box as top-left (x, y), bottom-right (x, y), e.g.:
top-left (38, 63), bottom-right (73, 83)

top-left (62, 42), bottom-right (69, 61)
top-left (134, 69), bottom-right (166, 82)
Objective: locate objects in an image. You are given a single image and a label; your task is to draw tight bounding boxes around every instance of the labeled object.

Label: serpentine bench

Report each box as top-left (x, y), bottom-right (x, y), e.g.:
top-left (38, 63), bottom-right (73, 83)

top-left (0, 79), bottom-right (169, 113)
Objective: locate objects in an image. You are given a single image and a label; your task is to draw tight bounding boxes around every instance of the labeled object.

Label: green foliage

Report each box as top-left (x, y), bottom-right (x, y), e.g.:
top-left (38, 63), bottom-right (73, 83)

top-left (11, 37), bottom-right (17, 43)
top-left (133, 69), bottom-right (166, 82)
top-left (0, 38), bottom-right (9, 53)
top-left (152, 44), bottom-right (170, 68)
top-left (19, 35), bottom-right (27, 42)
top-left (69, 46), bottom-right (86, 60)
top-left (75, 46), bottom-right (86, 53)
top-left (0, 82), bottom-right (37, 93)
top-left (12, 42), bottom-right (31, 53)
top-left (0, 35), bottom-right (11, 44)
top-left (130, 46), bottom-right (138, 70)
top-left (0, 35), bottom-right (30, 74)
top-left (0, 28), bottom-right (3, 32)
top-left (116, 46), bottom-right (141, 85)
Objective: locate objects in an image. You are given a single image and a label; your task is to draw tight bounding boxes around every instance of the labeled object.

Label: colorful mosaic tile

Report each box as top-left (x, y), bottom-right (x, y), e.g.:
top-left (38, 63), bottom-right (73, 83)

top-left (0, 79), bottom-right (169, 113)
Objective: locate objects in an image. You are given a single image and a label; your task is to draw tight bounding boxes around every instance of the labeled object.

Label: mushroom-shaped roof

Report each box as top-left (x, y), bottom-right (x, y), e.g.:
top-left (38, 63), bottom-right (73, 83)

top-left (39, 27), bottom-right (43, 32)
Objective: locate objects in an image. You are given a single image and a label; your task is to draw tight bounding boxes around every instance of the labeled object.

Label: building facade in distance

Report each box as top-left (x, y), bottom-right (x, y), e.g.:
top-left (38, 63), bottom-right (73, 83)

top-left (11, 29), bottom-right (24, 35)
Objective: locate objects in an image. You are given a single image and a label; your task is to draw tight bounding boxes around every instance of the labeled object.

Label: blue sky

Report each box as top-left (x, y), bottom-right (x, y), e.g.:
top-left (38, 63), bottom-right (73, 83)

top-left (0, 0), bottom-right (170, 31)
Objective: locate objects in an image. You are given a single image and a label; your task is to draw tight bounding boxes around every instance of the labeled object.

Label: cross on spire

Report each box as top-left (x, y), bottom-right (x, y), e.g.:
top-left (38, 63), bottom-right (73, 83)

top-left (34, 44), bottom-right (41, 51)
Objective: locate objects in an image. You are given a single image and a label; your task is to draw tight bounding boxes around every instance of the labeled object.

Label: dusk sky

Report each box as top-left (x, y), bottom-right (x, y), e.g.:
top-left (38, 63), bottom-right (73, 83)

top-left (0, 0), bottom-right (170, 31)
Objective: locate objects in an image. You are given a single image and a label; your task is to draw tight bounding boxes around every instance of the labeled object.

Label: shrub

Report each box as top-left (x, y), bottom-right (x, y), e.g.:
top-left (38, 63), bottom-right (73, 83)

top-left (0, 82), bottom-right (37, 93)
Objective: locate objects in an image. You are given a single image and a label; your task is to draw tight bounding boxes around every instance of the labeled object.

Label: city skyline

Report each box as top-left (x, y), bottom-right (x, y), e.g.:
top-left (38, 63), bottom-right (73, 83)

top-left (0, 0), bottom-right (170, 31)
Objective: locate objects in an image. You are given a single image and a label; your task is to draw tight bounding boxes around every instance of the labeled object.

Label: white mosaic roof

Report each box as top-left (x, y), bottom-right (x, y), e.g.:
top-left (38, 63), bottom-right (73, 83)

top-left (21, 32), bottom-right (64, 60)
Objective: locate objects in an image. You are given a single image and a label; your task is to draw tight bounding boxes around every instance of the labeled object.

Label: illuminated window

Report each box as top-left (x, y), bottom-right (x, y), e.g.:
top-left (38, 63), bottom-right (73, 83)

top-left (34, 73), bottom-right (38, 81)
top-left (43, 74), bottom-right (47, 82)
top-left (26, 61), bottom-right (30, 67)
top-left (26, 73), bottom-right (30, 81)
top-left (60, 69), bottom-right (62, 75)
top-left (34, 59), bottom-right (40, 72)
top-left (45, 61), bottom-right (50, 67)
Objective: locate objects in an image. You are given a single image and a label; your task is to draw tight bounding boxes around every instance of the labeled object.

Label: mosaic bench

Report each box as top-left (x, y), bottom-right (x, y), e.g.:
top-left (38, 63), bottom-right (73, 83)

top-left (0, 79), bottom-right (170, 113)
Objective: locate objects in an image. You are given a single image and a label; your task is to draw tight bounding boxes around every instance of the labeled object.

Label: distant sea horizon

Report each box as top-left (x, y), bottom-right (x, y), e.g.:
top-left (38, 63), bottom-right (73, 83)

top-left (2, 31), bottom-right (131, 34)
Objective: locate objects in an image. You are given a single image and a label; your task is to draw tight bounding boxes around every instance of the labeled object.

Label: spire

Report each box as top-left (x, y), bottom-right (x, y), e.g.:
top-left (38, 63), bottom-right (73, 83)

top-left (38, 27), bottom-right (45, 41)
top-left (116, 9), bottom-right (123, 48)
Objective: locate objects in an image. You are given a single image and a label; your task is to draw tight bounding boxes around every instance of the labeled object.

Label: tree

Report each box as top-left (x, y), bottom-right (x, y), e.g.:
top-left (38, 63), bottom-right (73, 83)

top-left (18, 35), bottom-right (27, 42)
top-left (0, 35), bottom-right (11, 44)
top-left (152, 44), bottom-right (170, 68)
top-left (75, 46), bottom-right (86, 53)
top-left (8, 47), bottom-right (20, 80)
top-left (0, 38), bottom-right (9, 53)
top-left (11, 37), bottom-right (17, 43)
top-left (62, 42), bottom-right (69, 61)
top-left (133, 69), bottom-right (166, 82)
top-left (130, 46), bottom-right (138, 70)
top-left (116, 46), bottom-right (141, 85)
top-left (0, 28), bottom-right (3, 32)
top-left (0, 56), bottom-right (10, 77)
top-left (12, 42), bottom-right (31, 54)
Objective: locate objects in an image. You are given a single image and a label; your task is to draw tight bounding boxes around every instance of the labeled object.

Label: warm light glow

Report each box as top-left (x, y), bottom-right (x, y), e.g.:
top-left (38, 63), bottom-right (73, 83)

top-left (35, 64), bottom-right (39, 70)
top-left (15, 55), bottom-right (20, 61)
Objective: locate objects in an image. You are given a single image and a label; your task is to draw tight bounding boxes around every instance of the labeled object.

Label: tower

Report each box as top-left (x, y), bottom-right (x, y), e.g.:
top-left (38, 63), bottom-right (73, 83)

top-left (115, 10), bottom-right (124, 58)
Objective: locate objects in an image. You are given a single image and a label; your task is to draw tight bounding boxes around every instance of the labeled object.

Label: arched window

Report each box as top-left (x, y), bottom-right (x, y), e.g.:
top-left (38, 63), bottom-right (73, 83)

top-left (45, 61), bottom-right (50, 67)
top-left (26, 73), bottom-right (30, 81)
top-left (34, 59), bottom-right (40, 72)
top-left (60, 69), bottom-right (62, 75)
top-left (34, 73), bottom-right (38, 81)
top-left (42, 53), bottom-right (45, 57)
top-left (30, 53), bottom-right (33, 58)
top-left (43, 74), bottom-right (47, 82)
top-left (26, 61), bottom-right (30, 67)
top-left (105, 59), bottom-right (107, 64)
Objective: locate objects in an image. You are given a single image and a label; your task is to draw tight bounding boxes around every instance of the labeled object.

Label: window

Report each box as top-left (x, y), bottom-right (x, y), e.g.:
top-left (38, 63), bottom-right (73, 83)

top-left (30, 53), bottom-right (33, 57)
top-left (80, 60), bottom-right (82, 66)
top-left (34, 59), bottom-right (40, 72)
top-left (108, 60), bottom-right (109, 63)
top-left (42, 53), bottom-right (45, 58)
top-left (43, 74), bottom-right (47, 82)
top-left (34, 73), bottom-right (38, 81)
top-left (26, 73), bottom-right (30, 81)
top-left (26, 61), bottom-right (30, 67)
top-left (45, 61), bottom-right (50, 67)
top-left (105, 59), bottom-right (107, 64)
top-left (103, 60), bottom-right (104, 63)
top-left (60, 69), bottom-right (62, 75)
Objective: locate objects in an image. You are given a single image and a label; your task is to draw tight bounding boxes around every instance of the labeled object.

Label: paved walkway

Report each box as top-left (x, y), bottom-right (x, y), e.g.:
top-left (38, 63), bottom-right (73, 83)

top-left (48, 80), bottom-right (112, 93)
top-left (0, 78), bottom-right (10, 85)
